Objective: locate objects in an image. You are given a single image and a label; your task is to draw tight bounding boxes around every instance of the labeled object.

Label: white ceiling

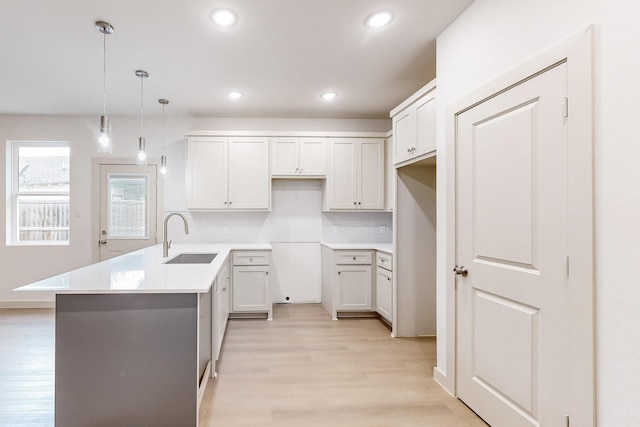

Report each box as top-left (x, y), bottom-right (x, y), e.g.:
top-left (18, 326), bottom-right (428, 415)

top-left (0, 0), bottom-right (473, 119)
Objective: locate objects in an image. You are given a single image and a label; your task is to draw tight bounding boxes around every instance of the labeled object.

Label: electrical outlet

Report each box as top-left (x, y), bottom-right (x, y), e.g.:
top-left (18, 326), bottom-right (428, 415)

top-left (379, 226), bottom-right (386, 234)
top-left (223, 226), bottom-right (229, 234)
top-left (332, 225), bottom-right (339, 234)
top-left (283, 294), bottom-right (292, 303)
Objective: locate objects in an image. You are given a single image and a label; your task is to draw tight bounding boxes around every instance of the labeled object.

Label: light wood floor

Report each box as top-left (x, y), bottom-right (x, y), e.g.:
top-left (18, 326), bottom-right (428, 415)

top-left (200, 304), bottom-right (487, 426)
top-left (0, 304), bottom-right (487, 426)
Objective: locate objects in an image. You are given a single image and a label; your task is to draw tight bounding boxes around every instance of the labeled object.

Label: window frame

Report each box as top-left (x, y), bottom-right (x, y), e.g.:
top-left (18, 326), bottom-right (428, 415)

top-left (7, 141), bottom-right (71, 246)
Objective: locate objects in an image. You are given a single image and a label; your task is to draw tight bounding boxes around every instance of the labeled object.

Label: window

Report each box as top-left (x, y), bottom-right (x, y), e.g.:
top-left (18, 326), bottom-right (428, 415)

top-left (107, 175), bottom-right (148, 239)
top-left (7, 142), bottom-right (70, 245)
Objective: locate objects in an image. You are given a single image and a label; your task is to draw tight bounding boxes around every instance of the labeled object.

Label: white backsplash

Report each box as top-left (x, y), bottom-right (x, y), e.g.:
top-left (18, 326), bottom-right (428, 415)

top-left (164, 179), bottom-right (392, 244)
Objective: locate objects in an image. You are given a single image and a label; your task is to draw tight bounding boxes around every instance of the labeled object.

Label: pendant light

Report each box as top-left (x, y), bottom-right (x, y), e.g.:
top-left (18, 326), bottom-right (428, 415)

top-left (135, 70), bottom-right (149, 165)
top-left (96, 21), bottom-right (114, 153)
top-left (158, 98), bottom-right (169, 175)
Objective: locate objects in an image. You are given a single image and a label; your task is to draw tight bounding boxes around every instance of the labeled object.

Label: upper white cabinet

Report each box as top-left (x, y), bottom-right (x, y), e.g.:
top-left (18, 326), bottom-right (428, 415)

top-left (324, 138), bottom-right (385, 211)
top-left (186, 136), bottom-right (270, 210)
top-left (271, 137), bottom-right (327, 177)
top-left (391, 79), bottom-right (436, 165)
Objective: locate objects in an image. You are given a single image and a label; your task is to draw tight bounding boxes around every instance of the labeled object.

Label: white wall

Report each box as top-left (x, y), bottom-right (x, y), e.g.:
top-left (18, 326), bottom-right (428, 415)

top-left (435, 0), bottom-right (640, 424)
top-left (1, 114), bottom-right (391, 305)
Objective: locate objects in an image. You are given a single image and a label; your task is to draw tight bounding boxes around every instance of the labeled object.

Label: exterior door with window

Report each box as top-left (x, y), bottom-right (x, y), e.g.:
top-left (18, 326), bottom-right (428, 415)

top-left (99, 164), bottom-right (157, 261)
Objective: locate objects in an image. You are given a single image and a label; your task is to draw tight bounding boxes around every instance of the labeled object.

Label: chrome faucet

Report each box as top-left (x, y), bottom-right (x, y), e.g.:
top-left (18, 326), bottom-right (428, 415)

top-left (163, 213), bottom-right (189, 257)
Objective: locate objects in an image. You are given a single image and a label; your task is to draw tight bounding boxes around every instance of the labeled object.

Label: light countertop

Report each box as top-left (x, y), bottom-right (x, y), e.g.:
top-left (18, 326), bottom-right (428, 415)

top-left (321, 242), bottom-right (393, 254)
top-left (13, 243), bottom-right (272, 295)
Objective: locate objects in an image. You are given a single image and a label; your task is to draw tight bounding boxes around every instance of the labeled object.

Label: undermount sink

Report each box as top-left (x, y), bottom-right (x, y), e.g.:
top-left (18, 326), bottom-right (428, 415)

top-left (164, 253), bottom-right (217, 264)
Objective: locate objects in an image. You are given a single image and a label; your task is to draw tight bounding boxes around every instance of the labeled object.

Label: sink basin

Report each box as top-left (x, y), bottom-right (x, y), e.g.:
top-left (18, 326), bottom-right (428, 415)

top-left (164, 253), bottom-right (217, 264)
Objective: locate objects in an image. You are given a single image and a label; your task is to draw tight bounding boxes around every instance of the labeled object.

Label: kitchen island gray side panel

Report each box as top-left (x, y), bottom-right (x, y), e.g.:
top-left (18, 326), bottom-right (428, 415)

top-left (55, 293), bottom-right (198, 427)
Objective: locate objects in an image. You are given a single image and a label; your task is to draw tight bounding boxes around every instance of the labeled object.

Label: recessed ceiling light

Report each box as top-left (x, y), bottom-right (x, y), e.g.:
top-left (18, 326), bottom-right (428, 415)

top-left (211, 8), bottom-right (237, 26)
top-left (365, 10), bottom-right (394, 28)
top-left (322, 92), bottom-right (337, 101)
top-left (228, 91), bottom-right (242, 100)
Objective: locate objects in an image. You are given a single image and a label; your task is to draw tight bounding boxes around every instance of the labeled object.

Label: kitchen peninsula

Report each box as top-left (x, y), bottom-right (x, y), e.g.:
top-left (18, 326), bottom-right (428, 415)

top-left (14, 243), bottom-right (271, 427)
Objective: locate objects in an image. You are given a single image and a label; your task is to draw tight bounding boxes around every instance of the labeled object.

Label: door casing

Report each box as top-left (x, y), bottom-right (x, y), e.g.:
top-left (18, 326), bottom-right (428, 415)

top-left (440, 26), bottom-right (596, 427)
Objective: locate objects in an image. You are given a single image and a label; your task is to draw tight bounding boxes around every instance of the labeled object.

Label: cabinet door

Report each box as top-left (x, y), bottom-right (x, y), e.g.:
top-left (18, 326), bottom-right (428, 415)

top-left (376, 267), bottom-right (392, 323)
top-left (215, 260), bottom-right (230, 360)
top-left (358, 139), bottom-right (385, 210)
top-left (415, 93), bottom-right (437, 156)
top-left (299, 138), bottom-right (327, 176)
top-left (336, 265), bottom-right (372, 311)
top-left (271, 137), bottom-right (299, 176)
top-left (392, 108), bottom-right (416, 164)
top-left (186, 137), bottom-right (228, 209)
top-left (228, 137), bottom-right (270, 209)
top-left (326, 139), bottom-right (357, 209)
top-left (232, 265), bottom-right (270, 312)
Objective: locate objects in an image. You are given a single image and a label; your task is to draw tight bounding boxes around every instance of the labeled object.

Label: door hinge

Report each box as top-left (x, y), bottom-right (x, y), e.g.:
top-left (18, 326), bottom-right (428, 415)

top-left (562, 97), bottom-right (569, 118)
top-left (566, 256), bottom-right (570, 277)
top-left (564, 414), bottom-right (570, 427)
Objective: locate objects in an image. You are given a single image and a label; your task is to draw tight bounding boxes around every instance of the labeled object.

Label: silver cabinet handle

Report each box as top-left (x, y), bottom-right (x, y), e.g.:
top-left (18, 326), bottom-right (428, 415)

top-left (99, 239), bottom-right (107, 245)
top-left (453, 266), bottom-right (468, 277)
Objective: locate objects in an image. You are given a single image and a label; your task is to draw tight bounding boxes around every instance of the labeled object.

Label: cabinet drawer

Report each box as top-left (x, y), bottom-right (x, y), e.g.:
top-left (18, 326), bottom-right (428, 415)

top-left (335, 251), bottom-right (372, 265)
top-left (232, 251), bottom-right (271, 266)
top-left (376, 252), bottom-right (392, 270)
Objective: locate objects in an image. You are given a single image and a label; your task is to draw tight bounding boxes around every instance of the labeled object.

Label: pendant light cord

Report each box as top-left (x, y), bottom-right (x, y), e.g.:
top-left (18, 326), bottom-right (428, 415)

top-left (140, 74), bottom-right (144, 135)
top-left (103, 32), bottom-right (107, 116)
top-left (162, 102), bottom-right (165, 152)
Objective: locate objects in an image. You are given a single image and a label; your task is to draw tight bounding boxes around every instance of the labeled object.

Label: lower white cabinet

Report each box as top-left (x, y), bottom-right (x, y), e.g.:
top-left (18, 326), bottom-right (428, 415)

top-left (337, 265), bottom-right (372, 311)
top-left (321, 246), bottom-right (374, 319)
top-left (214, 257), bottom-right (230, 361)
top-left (376, 261), bottom-right (393, 324)
top-left (230, 251), bottom-right (272, 320)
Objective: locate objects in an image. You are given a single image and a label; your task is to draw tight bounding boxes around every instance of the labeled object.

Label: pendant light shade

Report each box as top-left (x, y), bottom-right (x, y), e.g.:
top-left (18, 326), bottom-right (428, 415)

top-left (159, 98), bottom-right (169, 175)
top-left (96, 21), bottom-right (114, 153)
top-left (135, 70), bottom-right (149, 165)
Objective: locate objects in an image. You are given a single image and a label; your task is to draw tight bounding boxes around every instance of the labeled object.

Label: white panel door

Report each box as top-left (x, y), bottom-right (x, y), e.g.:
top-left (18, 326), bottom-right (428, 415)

top-left (232, 265), bottom-right (270, 312)
top-left (99, 164), bottom-right (157, 261)
top-left (299, 138), bottom-right (327, 176)
top-left (186, 137), bottom-right (228, 209)
top-left (393, 108), bottom-right (415, 164)
top-left (376, 267), bottom-right (392, 322)
top-left (358, 139), bottom-right (384, 210)
top-left (336, 265), bottom-right (372, 311)
top-left (228, 137), bottom-right (270, 209)
top-left (271, 137), bottom-right (298, 176)
top-left (328, 139), bottom-right (357, 209)
top-left (415, 93), bottom-right (436, 156)
top-left (456, 63), bottom-right (569, 427)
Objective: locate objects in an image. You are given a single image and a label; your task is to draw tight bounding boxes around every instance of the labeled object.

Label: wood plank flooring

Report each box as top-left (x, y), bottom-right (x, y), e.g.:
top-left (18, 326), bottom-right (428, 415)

top-left (0, 304), bottom-right (487, 426)
top-left (0, 309), bottom-right (55, 426)
top-left (200, 304), bottom-right (487, 426)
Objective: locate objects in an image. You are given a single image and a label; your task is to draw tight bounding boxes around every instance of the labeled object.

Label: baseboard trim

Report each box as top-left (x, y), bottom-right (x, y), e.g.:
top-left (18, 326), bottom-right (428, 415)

top-left (433, 366), bottom-right (455, 397)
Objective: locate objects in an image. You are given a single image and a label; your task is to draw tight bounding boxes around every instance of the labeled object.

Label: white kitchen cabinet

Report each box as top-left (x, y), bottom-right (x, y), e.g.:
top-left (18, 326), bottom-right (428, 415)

top-left (324, 138), bottom-right (385, 211)
top-left (391, 80), bottom-right (436, 165)
top-left (271, 137), bottom-right (327, 177)
top-left (321, 247), bottom-right (374, 319)
top-left (375, 251), bottom-right (393, 324)
top-left (214, 256), bottom-right (230, 362)
top-left (230, 251), bottom-right (272, 320)
top-left (186, 137), bottom-right (228, 209)
top-left (337, 265), bottom-right (372, 311)
top-left (186, 136), bottom-right (270, 210)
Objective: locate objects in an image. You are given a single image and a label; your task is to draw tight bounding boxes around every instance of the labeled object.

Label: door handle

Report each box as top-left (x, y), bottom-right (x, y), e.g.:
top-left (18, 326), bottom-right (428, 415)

top-left (453, 266), bottom-right (468, 277)
top-left (99, 239), bottom-right (107, 245)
